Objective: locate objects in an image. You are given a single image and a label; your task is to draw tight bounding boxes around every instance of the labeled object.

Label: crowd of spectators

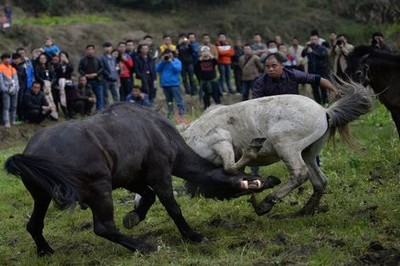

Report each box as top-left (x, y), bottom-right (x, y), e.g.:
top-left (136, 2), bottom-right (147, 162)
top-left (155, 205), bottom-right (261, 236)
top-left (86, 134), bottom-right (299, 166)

top-left (0, 30), bottom-right (393, 128)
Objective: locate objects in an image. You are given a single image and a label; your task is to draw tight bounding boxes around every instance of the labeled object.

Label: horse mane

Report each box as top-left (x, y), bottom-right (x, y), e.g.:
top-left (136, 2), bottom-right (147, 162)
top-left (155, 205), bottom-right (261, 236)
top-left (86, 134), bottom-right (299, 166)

top-left (350, 45), bottom-right (400, 65)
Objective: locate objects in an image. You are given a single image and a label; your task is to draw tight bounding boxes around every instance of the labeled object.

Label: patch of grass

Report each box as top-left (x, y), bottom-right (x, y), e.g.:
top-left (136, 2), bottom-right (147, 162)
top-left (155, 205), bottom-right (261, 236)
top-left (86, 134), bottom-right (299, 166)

top-left (0, 102), bottom-right (399, 265)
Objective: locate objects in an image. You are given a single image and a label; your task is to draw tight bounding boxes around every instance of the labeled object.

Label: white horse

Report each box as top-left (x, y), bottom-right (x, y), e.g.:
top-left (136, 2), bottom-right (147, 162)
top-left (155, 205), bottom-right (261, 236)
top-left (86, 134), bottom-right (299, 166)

top-left (182, 81), bottom-right (372, 216)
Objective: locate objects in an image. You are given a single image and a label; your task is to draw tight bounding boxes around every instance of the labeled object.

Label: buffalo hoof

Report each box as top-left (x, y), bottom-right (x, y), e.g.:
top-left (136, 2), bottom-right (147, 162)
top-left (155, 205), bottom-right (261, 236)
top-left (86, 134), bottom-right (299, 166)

top-left (123, 211), bottom-right (141, 229)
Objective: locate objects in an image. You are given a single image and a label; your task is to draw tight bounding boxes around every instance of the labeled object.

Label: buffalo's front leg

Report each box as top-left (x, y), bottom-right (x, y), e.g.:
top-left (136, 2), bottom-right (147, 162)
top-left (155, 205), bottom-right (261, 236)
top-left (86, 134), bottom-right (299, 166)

top-left (123, 186), bottom-right (156, 229)
top-left (152, 174), bottom-right (203, 243)
top-left (88, 181), bottom-right (157, 253)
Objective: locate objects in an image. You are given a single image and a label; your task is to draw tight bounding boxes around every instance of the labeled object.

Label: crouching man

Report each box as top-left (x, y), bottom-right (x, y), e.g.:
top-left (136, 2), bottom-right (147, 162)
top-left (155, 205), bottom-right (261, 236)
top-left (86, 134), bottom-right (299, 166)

top-left (23, 81), bottom-right (52, 123)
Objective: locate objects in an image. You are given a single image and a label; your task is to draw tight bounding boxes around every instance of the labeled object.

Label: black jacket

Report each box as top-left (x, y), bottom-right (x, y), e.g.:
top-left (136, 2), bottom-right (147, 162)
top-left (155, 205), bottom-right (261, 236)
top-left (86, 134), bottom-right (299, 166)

top-left (134, 55), bottom-right (156, 81)
top-left (78, 56), bottom-right (104, 81)
top-left (23, 91), bottom-right (48, 111)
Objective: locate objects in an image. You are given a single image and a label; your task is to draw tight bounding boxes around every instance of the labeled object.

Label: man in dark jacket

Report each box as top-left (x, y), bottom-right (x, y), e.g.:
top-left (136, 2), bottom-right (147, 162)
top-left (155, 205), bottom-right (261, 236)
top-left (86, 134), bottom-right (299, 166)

top-left (177, 34), bottom-right (197, 96)
top-left (23, 82), bottom-right (52, 123)
top-left (100, 42), bottom-right (119, 107)
top-left (135, 44), bottom-right (156, 103)
top-left (78, 44), bottom-right (104, 112)
top-left (11, 53), bottom-right (27, 121)
top-left (302, 32), bottom-right (330, 104)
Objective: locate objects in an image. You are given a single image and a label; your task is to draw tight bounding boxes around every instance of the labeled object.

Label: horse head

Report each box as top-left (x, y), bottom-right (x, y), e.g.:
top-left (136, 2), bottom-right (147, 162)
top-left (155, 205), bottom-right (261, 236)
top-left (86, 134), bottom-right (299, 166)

top-left (345, 45), bottom-right (374, 85)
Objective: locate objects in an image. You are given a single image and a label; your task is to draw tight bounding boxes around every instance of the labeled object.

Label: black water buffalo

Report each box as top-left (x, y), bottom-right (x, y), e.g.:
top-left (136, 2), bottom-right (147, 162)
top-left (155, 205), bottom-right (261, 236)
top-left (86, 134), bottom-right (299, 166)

top-left (5, 103), bottom-right (279, 256)
top-left (346, 45), bottom-right (400, 137)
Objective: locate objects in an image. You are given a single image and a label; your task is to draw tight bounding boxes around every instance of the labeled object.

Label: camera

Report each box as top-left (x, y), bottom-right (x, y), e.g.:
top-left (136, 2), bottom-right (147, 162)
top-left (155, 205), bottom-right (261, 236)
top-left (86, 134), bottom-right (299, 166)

top-left (336, 40), bottom-right (344, 46)
top-left (164, 55), bottom-right (170, 61)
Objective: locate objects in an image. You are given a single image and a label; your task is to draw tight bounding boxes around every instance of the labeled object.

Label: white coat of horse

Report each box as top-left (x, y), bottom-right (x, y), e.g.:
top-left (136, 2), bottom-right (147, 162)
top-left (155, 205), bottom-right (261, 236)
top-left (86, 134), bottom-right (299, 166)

top-left (182, 81), bottom-right (372, 216)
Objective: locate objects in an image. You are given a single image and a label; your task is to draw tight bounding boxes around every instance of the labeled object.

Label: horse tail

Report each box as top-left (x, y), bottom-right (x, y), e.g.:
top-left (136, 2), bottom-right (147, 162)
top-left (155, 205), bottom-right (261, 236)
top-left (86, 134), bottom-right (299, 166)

top-left (4, 154), bottom-right (81, 210)
top-left (326, 80), bottom-right (373, 148)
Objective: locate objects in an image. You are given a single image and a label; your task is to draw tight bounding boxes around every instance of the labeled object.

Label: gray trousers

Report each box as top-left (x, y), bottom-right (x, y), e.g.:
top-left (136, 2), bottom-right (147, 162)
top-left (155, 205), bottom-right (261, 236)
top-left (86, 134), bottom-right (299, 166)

top-left (2, 91), bottom-right (17, 123)
top-left (103, 80), bottom-right (120, 107)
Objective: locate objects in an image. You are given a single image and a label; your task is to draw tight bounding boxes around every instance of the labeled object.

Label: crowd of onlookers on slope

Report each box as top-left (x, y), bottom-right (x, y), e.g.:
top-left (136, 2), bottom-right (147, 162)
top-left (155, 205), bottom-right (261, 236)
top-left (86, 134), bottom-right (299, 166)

top-left (0, 29), bottom-right (392, 128)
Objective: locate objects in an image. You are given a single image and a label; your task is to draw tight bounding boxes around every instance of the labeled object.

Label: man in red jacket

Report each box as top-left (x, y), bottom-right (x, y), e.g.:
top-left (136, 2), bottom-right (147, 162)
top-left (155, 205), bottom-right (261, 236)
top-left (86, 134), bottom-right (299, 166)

top-left (216, 33), bottom-right (235, 94)
top-left (117, 41), bottom-right (134, 101)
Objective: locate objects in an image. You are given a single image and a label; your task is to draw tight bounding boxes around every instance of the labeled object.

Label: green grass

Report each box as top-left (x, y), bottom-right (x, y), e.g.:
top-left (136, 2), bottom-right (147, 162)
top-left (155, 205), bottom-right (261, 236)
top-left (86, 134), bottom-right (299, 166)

top-left (0, 103), bottom-right (399, 265)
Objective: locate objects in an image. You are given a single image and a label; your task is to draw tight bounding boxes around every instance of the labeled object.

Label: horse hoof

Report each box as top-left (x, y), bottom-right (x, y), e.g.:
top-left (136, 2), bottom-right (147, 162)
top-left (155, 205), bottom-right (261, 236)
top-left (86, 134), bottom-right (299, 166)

top-left (136, 243), bottom-right (158, 253)
top-left (123, 211), bottom-right (140, 229)
top-left (186, 232), bottom-right (205, 243)
top-left (263, 175), bottom-right (281, 189)
top-left (37, 246), bottom-right (54, 257)
top-left (254, 196), bottom-right (277, 216)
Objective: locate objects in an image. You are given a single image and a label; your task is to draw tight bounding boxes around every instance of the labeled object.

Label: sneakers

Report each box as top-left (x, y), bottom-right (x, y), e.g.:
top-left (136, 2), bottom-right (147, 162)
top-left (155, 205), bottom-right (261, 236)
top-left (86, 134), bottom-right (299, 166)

top-left (5, 122), bottom-right (10, 128)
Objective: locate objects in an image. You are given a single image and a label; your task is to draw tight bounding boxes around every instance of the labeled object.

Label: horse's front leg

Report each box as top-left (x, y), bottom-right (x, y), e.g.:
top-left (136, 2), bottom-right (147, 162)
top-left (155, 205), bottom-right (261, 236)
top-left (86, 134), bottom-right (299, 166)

top-left (251, 151), bottom-right (309, 216)
top-left (123, 186), bottom-right (156, 229)
top-left (213, 138), bottom-right (266, 174)
top-left (152, 173), bottom-right (204, 243)
top-left (389, 107), bottom-right (400, 138)
top-left (88, 179), bottom-right (157, 253)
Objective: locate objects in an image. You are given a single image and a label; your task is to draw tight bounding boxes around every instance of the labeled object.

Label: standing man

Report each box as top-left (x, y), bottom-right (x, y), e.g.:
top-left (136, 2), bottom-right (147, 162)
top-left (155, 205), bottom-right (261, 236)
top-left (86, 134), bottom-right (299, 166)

top-left (16, 47), bottom-right (34, 92)
top-left (302, 32), bottom-right (330, 105)
top-left (330, 34), bottom-right (354, 80)
top-left (177, 34), bottom-right (197, 96)
top-left (232, 39), bottom-right (244, 94)
top-left (239, 44), bottom-right (263, 101)
top-left (289, 37), bottom-right (306, 72)
top-left (78, 44), bottom-right (104, 112)
top-left (198, 33), bottom-right (218, 59)
top-left (11, 53), bottom-right (27, 121)
top-left (188, 32), bottom-right (199, 65)
top-left (156, 49), bottom-right (185, 121)
top-left (0, 53), bottom-right (19, 128)
top-left (116, 41), bottom-right (134, 101)
top-left (251, 34), bottom-right (269, 62)
top-left (135, 44), bottom-right (156, 103)
top-left (215, 32), bottom-right (235, 94)
top-left (126, 39), bottom-right (137, 87)
top-left (100, 42), bottom-right (120, 107)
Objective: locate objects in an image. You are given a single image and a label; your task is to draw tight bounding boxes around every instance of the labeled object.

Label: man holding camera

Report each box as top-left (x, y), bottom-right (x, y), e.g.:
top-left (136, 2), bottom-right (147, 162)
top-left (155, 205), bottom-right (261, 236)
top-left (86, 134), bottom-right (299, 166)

top-left (177, 34), bottom-right (197, 96)
top-left (155, 49), bottom-right (185, 121)
top-left (370, 32), bottom-right (391, 52)
top-left (302, 32), bottom-right (330, 105)
top-left (330, 34), bottom-right (354, 80)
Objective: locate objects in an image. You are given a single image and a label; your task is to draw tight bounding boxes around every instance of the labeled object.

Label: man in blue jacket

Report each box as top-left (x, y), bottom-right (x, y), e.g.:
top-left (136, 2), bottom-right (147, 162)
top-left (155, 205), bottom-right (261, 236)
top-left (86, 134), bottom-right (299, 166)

top-left (156, 49), bottom-right (185, 119)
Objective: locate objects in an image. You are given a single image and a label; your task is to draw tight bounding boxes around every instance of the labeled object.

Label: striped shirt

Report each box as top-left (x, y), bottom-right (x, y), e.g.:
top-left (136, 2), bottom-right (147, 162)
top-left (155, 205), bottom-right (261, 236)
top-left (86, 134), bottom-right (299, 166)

top-left (253, 68), bottom-right (320, 98)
